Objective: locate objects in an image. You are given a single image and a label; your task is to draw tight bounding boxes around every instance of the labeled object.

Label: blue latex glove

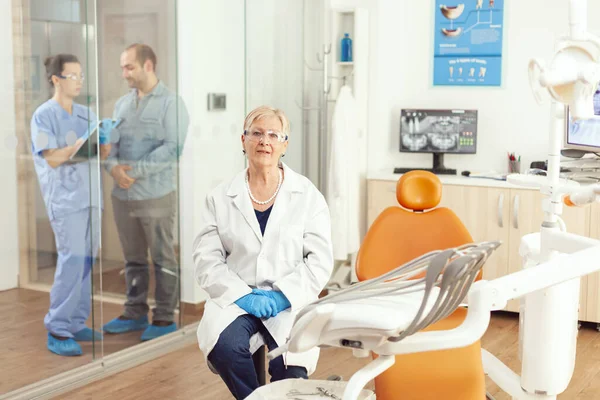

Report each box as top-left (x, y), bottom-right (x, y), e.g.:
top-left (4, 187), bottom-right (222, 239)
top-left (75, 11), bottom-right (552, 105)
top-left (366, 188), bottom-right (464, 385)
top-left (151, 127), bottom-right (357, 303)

top-left (235, 293), bottom-right (277, 319)
top-left (99, 118), bottom-right (117, 145)
top-left (252, 289), bottom-right (291, 315)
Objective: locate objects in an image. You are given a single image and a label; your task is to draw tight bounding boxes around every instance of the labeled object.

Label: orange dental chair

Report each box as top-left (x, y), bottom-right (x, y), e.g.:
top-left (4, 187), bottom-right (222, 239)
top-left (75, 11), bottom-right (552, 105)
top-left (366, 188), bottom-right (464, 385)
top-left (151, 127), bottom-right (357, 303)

top-left (356, 170), bottom-right (486, 400)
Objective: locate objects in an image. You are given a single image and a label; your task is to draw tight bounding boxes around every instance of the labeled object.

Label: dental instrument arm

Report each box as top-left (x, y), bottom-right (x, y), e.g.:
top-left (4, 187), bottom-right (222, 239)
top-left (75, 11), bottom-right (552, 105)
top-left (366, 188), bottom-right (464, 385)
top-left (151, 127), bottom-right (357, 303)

top-left (270, 242), bottom-right (501, 359)
top-left (563, 183), bottom-right (600, 206)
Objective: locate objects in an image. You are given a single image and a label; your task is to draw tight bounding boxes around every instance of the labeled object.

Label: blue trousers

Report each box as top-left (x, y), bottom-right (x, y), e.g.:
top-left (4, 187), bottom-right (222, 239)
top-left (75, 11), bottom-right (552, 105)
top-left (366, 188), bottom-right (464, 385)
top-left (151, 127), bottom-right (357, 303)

top-left (208, 315), bottom-right (308, 400)
top-left (44, 208), bottom-right (99, 338)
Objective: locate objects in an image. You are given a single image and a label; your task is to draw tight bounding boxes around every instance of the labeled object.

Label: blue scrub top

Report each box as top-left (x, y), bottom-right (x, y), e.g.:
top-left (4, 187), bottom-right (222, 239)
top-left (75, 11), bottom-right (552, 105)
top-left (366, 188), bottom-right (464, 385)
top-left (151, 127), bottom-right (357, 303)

top-left (31, 99), bottom-right (103, 221)
top-left (105, 81), bottom-right (190, 201)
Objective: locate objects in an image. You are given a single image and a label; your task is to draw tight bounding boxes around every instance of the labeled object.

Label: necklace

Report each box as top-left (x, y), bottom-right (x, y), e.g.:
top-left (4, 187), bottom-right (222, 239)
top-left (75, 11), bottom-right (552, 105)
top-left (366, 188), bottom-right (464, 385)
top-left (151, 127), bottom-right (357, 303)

top-left (246, 169), bottom-right (282, 205)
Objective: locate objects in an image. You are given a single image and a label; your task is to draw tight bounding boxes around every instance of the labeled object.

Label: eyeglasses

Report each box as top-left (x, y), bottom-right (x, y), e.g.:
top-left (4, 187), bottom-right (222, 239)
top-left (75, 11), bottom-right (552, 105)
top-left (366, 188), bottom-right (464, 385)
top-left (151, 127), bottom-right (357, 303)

top-left (58, 73), bottom-right (85, 82)
top-left (244, 129), bottom-right (288, 144)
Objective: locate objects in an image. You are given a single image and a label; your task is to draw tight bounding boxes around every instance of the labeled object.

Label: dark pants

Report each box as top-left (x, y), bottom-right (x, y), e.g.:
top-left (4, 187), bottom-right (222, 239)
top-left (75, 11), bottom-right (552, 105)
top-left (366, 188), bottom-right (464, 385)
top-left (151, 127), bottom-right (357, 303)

top-left (112, 192), bottom-right (179, 322)
top-left (208, 315), bottom-right (308, 400)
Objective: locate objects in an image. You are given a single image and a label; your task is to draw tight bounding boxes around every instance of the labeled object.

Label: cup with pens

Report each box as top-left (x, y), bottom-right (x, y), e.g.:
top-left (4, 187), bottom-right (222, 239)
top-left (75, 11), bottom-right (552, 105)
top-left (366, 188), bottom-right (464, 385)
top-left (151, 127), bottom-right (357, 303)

top-left (508, 152), bottom-right (521, 174)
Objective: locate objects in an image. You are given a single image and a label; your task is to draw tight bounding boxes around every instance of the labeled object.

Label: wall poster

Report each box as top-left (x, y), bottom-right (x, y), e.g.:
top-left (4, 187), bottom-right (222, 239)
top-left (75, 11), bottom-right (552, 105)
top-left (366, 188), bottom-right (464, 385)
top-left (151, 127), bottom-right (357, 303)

top-left (433, 0), bottom-right (504, 86)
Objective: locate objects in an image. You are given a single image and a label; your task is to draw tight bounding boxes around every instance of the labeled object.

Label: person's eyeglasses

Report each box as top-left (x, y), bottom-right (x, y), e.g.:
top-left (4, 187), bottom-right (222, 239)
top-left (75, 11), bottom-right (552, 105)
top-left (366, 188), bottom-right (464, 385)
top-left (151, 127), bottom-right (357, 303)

top-left (58, 73), bottom-right (85, 82)
top-left (244, 129), bottom-right (288, 143)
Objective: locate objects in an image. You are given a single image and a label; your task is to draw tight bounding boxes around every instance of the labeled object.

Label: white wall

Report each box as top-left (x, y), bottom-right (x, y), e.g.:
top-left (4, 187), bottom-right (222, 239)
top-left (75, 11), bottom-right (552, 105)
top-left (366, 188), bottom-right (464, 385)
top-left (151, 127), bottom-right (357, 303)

top-left (367, 0), bottom-right (599, 175)
top-left (0, 0), bottom-right (19, 291)
top-left (178, 0), bottom-right (246, 303)
top-left (245, 0), bottom-right (305, 174)
top-left (302, 0), bottom-right (326, 188)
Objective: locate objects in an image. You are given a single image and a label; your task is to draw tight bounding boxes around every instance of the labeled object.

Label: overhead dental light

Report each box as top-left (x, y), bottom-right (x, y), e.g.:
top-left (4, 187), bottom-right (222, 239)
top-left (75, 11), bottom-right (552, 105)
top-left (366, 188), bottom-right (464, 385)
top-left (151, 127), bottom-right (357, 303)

top-left (528, 0), bottom-right (600, 120)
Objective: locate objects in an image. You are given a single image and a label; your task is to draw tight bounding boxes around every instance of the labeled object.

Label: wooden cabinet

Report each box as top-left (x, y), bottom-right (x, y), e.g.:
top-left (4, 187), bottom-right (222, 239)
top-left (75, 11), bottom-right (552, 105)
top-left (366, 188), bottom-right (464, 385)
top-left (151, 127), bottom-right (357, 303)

top-left (586, 203), bottom-right (600, 323)
top-left (438, 185), bottom-right (511, 282)
top-left (367, 179), bottom-right (595, 321)
top-left (367, 180), bottom-right (397, 227)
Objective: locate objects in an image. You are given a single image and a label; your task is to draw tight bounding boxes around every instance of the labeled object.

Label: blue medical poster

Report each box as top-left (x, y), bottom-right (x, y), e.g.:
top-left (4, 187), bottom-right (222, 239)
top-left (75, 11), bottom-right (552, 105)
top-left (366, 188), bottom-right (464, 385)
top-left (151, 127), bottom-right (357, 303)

top-left (433, 0), bottom-right (504, 86)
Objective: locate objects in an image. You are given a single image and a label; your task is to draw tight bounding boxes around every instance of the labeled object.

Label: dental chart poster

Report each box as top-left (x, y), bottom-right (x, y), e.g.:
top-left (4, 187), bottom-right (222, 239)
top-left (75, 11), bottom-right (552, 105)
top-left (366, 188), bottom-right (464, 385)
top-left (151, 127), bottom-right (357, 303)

top-left (433, 0), bottom-right (504, 86)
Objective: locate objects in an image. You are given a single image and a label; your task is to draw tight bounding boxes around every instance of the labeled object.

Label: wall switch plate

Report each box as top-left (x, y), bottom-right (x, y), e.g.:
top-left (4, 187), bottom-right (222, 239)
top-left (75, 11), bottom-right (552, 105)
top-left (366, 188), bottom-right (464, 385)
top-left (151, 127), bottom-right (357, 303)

top-left (207, 93), bottom-right (226, 110)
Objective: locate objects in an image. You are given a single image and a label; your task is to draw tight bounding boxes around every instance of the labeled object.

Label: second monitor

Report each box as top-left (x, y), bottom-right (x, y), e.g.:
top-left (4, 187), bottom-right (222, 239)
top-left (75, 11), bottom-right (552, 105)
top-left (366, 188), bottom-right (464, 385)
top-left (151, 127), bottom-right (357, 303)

top-left (396, 109), bottom-right (478, 175)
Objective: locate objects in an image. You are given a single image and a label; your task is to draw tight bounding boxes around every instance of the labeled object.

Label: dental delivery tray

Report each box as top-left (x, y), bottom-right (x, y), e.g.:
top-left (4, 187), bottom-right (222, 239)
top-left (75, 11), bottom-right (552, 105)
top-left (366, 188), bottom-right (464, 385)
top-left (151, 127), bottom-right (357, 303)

top-left (247, 379), bottom-right (375, 399)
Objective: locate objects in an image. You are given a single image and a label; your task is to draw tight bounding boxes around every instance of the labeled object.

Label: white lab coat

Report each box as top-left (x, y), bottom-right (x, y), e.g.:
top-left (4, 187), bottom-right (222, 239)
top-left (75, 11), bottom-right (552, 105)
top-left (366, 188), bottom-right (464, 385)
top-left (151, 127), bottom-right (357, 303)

top-left (193, 162), bottom-right (334, 375)
top-left (327, 85), bottom-right (361, 261)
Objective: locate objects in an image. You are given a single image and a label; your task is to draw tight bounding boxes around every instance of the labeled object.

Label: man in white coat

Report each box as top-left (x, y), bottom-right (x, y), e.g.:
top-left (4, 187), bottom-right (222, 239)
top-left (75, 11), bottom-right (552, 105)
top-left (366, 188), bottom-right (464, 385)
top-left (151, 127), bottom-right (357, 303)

top-left (193, 106), bottom-right (334, 399)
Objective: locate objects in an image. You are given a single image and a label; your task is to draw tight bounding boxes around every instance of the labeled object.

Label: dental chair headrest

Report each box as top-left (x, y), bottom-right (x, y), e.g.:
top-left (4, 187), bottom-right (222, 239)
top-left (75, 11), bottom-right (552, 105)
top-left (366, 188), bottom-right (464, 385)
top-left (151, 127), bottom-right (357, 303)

top-left (397, 171), bottom-right (442, 211)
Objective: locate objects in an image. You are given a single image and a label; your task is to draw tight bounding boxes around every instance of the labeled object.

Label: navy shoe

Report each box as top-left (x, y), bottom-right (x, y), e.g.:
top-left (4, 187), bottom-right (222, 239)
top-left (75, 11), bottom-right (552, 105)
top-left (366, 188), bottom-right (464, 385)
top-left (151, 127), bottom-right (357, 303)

top-left (47, 333), bottom-right (82, 356)
top-left (140, 323), bottom-right (177, 341)
top-left (103, 315), bottom-right (149, 334)
top-left (72, 327), bottom-right (103, 341)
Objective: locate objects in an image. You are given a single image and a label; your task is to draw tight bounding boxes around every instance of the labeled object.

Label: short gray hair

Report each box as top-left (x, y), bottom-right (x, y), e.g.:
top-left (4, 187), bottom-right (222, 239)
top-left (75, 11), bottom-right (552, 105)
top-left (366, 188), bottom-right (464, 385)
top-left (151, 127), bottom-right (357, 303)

top-left (243, 106), bottom-right (290, 136)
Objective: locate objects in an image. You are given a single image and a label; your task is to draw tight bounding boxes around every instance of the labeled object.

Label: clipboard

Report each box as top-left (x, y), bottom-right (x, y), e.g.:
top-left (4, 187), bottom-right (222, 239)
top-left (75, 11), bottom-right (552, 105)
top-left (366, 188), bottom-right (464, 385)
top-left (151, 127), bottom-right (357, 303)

top-left (67, 119), bottom-right (123, 163)
top-left (68, 121), bottom-right (100, 162)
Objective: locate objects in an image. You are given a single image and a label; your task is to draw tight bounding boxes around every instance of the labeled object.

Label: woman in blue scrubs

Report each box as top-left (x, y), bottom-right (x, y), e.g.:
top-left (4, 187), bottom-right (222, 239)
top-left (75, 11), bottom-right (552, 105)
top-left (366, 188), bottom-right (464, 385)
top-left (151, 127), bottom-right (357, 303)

top-left (30, 54), bottom-right (115, 356)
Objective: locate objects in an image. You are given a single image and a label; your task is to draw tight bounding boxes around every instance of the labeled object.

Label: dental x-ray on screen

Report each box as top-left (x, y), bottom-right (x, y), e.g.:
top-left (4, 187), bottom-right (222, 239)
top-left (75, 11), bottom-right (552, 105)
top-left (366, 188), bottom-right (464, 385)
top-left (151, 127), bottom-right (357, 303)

top-left (400, 109), bottom-right (477, 153)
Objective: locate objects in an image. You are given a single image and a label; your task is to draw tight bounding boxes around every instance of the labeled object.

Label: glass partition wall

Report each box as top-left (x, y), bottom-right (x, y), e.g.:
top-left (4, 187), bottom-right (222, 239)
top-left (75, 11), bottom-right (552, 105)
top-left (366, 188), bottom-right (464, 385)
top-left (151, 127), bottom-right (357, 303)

top-left (2, 0), bottom-right (325, 397)
top-left (92, 0), bottom-right (185, 357)
top-left (4, 0), bottom-right (185, 394)
top-left (5, 0), bottom-right (102, 393)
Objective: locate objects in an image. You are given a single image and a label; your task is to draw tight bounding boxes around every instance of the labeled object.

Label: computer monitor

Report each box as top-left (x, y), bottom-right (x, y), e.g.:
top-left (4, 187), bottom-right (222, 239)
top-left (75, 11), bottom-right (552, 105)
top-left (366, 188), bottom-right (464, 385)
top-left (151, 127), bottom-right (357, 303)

top-left (564, 85), bottom-right (600, 154)
top-left (396, 109), bottom-right (478, 175)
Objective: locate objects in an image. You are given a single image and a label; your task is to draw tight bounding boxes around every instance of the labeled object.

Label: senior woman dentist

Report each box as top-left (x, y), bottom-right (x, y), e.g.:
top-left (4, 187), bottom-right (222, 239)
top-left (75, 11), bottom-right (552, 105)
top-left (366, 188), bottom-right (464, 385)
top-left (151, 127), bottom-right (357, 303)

top-left (193, 105), bottom-right (334, 399)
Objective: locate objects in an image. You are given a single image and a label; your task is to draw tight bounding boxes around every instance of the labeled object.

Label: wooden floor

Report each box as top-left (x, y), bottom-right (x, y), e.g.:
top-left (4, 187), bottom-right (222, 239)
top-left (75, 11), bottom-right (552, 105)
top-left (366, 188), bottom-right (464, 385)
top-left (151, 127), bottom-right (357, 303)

top-left (0, 288), bottom-right (202, 394)
top-left (36, 261), bottom-right (202, 323)
top-left (61, 312), bottom-right (600, 400)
